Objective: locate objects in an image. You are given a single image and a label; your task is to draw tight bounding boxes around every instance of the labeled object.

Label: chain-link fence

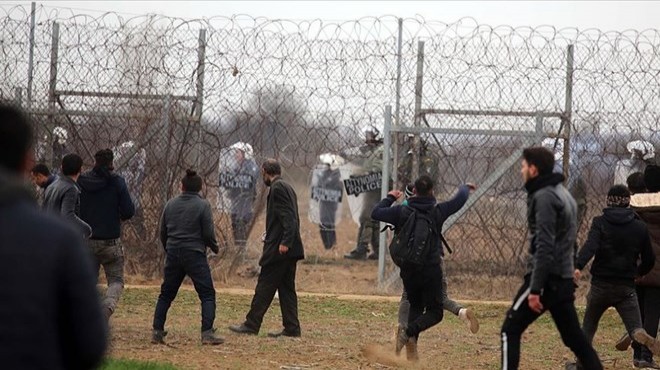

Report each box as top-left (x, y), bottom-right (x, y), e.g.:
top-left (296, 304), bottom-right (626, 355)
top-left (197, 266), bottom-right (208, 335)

top-left (2, 4), bottom-right (659, 299)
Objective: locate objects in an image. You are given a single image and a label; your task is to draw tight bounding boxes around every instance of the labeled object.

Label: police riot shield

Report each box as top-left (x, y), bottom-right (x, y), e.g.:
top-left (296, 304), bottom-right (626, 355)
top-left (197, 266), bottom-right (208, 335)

top-left (217, 146), bottom-right (259, 216)
top-left (339, 163), bottom-right (382, 225)
top-left (308, 164), bottom-right (343, 228)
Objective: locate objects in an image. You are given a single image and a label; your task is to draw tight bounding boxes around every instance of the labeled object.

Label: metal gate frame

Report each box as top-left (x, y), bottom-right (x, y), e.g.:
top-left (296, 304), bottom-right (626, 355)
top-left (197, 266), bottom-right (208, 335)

top-left (377, 41), bottom-right (575, 290)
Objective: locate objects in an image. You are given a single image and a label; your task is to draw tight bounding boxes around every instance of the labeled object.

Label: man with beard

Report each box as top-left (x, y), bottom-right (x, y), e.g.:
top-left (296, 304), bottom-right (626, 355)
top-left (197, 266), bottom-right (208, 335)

top-left (229, 159), bottom-right (305, 337)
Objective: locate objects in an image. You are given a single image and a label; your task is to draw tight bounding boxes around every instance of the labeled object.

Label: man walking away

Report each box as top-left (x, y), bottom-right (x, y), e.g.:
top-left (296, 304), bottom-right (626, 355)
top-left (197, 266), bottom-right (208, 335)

top-left (570, 185), bottom-right (658, 369)
top-left (0, 104), bottom-right (106, 370)
top-left (371, 175), bottom-right (475, 360)
top-left (43, 153), bottom-right (92, 238)
top-left (500, 147), bottom-right (602, 370)
top-left (152, 170), bottom-right (224, 345)
top-left (229, 159), bottom-right (305, 337)
top-left (79, 149), bottom-right (135, 320)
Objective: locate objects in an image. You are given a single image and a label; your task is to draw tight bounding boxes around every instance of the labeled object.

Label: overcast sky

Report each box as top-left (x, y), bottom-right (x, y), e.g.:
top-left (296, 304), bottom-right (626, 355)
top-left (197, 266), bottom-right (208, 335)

top-left (5, 1), bottom-right (659, 32)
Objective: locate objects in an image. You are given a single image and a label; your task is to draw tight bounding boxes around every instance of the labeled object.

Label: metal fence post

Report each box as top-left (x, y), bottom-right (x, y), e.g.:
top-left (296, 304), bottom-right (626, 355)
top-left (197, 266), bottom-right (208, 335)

top-left (47, 21), bottom-right (60, 166)
top-left (162, 95), bottom-right (172, 202)
top-left (194, 29), bottom-right (207, 168)
top-left (412, 41), bottom-right (425, 180)
top-left (392, 18), bottom-right (403, 188)
top-left (378, 104), bottom-right (393, 285)
top-left (563, 44), bottom-right (574, 179)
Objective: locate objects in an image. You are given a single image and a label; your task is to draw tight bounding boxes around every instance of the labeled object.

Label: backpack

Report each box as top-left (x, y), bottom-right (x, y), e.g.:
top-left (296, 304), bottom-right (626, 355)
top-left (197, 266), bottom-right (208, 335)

top-left (389, 206), bottom-right (449, 267)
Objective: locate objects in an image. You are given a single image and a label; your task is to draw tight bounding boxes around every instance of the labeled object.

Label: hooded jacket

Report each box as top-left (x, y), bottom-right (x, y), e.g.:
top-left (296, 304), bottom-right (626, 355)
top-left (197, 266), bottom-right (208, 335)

top-left (576, 207), bottom-right (654, 286)
top-left (525, 173), bottom-right (578, 294)
top-left (0, 170), bottom-right (106, 370)
top-left (78, 167), bottom-right (135, 240)
top-left (631, 192), bottom-right (660, 287)
top-left (371, 185), bottom-right (470, 265)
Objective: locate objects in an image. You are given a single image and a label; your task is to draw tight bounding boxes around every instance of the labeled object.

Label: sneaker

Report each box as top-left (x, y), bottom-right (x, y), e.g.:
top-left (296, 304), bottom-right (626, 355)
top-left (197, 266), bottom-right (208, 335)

top-left (367, 252), bottom-right (379, 260)
top-left (615, 332), bottom-right (632, 351)
top-left (151, 329), bottom-right (167, 345)
top-left (405, 336), bottom-right (419, 361)
top-left (395, 327), bottom-right (410, 356)
top-left (634, 359), bottom-right (660, 369)
top-left (459, 308), bottom-right (480, 334)
top-left (201, 328), bottom-right (225, 345)
top-left (632, 329), bottom-right (660, 356)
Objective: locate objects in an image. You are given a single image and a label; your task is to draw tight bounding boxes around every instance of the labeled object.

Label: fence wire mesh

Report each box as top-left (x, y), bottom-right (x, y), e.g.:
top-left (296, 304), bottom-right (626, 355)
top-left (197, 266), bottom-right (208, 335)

top-left (2, 5), bottom-right (660, 299)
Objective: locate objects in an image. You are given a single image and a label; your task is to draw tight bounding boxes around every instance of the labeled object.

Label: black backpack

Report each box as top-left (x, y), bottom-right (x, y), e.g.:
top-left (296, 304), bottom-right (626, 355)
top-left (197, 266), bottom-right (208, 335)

top-left (389, 206), bottom-right (449, 267)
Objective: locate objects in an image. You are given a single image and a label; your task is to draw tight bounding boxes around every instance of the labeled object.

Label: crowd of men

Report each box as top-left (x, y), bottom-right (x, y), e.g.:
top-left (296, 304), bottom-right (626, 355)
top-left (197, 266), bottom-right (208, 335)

top-left (3, 101), bottom-right (660, 370)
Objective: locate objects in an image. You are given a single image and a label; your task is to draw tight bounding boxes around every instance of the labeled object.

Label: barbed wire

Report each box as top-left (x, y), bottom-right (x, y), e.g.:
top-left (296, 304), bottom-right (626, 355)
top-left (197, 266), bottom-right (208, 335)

top-left (1, 3), bottom-right (659, 297)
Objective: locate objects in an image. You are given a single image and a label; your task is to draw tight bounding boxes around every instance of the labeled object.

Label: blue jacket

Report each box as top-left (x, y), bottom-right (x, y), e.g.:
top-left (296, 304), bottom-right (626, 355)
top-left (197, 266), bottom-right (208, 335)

top-left (78, 167), bottom-right (135, 240)
top-left (371, 185), bottom-right (470, 264)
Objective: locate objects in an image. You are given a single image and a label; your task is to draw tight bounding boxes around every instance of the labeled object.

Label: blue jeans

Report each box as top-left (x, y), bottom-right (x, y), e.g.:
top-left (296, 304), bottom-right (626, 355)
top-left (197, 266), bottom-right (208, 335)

top-left (153, 249), bottom-right (216, 332)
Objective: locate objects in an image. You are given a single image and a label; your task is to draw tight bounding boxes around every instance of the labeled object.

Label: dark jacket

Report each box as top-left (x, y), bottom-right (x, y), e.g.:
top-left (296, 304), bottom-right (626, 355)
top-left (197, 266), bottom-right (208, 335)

top-left (160, 192), bottom-right (219, 253)
top-left (260, 177), bottom-right (305, 267)
top-left (43, 176), bottom-right (92, 238)
top-left (78, 167), bottom-right (135, 240)
top-left (371, 185), bottom-right (470, 265)
top-left (631, 192), bottom-right (660, 287)
top-left (0, 171), bottom-right (106, 370)
top-left (576, 207), bottom-right (654, 286)
top-left (525, 173), bottom-right (578, 294)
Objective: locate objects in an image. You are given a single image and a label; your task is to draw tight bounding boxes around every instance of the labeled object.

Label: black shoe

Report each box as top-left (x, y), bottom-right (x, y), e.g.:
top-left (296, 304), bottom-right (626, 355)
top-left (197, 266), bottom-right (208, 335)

top-left (201, 328), bottom-right (225, 345)
top-left (344, 248), bottom-right (367, 260)
top-left (267, 329), bottom-right (301, 338)
top-left (151, 329), bottom-right (167, 345)
top-left (367, 252), bottom-right (379, 260)
top-left (228, 323), bottom-right (258, 335)
top-left (615, 332), bottom-right (632, 351)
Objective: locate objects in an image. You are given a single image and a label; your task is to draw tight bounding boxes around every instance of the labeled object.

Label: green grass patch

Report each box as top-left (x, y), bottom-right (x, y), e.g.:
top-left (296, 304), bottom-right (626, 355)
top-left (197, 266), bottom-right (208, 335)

top-left (100, 359), bottom-right (178, 370)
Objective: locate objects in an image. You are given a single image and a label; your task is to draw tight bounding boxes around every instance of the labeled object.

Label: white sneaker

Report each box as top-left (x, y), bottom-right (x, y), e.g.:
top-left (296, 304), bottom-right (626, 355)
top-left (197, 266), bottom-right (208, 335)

top-left (459, 308), bottom-right (479, 334)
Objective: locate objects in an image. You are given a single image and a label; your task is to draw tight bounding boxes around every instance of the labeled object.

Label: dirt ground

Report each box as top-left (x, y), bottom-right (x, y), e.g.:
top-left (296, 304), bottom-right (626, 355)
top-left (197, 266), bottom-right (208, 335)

top-left (108, 287), bottom-right (637, 370)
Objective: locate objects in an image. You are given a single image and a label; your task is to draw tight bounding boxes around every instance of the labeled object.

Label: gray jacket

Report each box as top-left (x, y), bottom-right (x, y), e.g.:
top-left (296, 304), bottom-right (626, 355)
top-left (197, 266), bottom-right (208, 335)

top-left (160, 192), bottom-right (219, 253)
top-left (43, 176), bottom-right (92, 238)
top-left (525, 173), bottom-right (578, 294)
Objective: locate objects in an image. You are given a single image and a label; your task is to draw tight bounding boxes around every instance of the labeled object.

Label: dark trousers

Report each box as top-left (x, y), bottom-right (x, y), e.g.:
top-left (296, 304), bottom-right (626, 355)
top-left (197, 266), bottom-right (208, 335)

top-left (582, 280), bottom-right (642, 345)
top-left (632, 286), bottom-right (660, 362)
top-left (500, 276), bottom-right (602, 370)
top-left (231, 214), bottom-right (251, 249)
top-left (153, 249), bottom-right (216, 332)
top-left (399, 263), bottom-right (444, 339)
top-left (244, 260), bottom-right (300, 334)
